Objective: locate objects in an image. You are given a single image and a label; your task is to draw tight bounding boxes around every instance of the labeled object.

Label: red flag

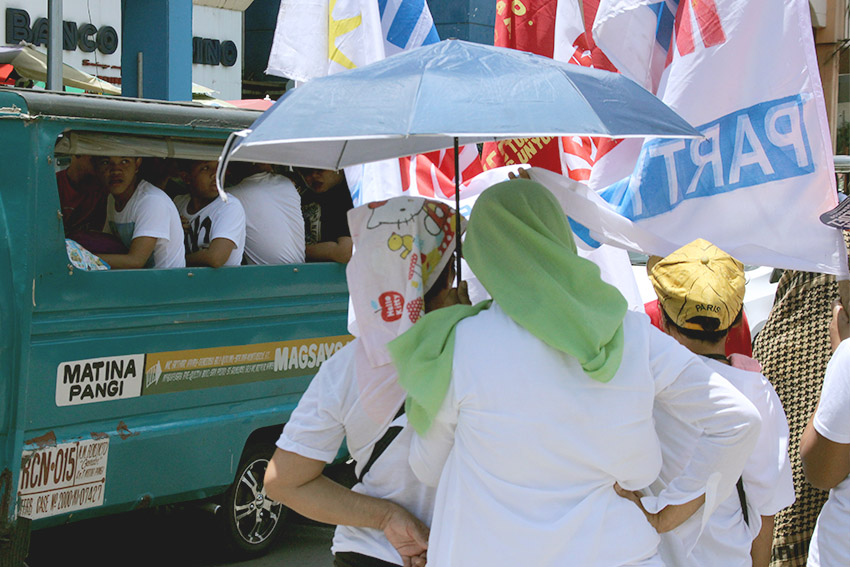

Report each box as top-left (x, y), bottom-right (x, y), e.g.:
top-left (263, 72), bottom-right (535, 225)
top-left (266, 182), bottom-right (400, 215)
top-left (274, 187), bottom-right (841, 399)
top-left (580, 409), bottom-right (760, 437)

top-left (482, 0), bottom-right (562, 173)
top-left (399, 146), bottom-right (484, 199)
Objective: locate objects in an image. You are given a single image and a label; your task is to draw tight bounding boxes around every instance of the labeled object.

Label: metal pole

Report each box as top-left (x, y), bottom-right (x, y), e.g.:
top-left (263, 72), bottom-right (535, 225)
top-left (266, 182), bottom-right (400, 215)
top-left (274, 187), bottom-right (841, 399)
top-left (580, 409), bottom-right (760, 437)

top-left (137, 52), bottom-right (144, 98)
top-left (454, 136), bottom-right (462, 282)
top-left (46, 0), bottom-right (63, 91)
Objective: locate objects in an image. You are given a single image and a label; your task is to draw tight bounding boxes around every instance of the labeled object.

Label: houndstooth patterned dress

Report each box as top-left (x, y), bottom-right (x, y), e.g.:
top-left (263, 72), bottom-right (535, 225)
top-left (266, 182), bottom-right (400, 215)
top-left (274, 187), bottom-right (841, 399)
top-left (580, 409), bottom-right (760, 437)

top-left (753, 233), bottom-right (849, 566)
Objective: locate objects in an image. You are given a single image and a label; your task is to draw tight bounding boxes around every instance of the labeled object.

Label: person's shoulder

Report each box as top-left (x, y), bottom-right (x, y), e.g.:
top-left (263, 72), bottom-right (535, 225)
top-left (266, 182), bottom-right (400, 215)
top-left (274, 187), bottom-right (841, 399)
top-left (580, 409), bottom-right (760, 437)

top-left (326, 339), bottom-right (358, 365)
top-left (331, 180), bottom-right (354, 205)
top-left (172, 193), bottom-right (190, 210)
top-left (206, 193), bottom-right (244, 212)
top-left (136, 180), bottom-right (174, 205)
top-left (622, 309), bottom-right (656, 339)
top-left (705, 357), bottom-right (775, 401)
top-left (221, 192), bottom-right (243, 208)
top-left (310, 339), bottom-right (358, 387)
top-left (824, 339), bottom-right (850, 385)
top-left (832, 338), bottom-right (850, 363)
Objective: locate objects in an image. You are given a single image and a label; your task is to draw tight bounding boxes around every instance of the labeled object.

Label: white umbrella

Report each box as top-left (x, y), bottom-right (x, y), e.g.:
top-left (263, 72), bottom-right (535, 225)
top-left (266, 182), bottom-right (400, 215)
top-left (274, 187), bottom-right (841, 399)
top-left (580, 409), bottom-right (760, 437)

top-left (219, 39), bottom-right (702, 276)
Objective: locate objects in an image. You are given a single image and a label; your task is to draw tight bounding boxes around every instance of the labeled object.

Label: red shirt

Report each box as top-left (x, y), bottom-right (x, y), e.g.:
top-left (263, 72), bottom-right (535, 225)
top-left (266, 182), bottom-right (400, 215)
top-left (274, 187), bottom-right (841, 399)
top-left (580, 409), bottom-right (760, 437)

top-left (57, 169), bottom-right (107, 236)
top-left (644, 300), bottom-right (753, 357)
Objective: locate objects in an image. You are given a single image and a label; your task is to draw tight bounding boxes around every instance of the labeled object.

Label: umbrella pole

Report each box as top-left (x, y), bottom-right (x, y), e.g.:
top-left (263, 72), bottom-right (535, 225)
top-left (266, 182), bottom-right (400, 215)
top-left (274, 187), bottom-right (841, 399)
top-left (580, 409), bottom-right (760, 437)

top-left (454, 136), bottom-right (462, 282)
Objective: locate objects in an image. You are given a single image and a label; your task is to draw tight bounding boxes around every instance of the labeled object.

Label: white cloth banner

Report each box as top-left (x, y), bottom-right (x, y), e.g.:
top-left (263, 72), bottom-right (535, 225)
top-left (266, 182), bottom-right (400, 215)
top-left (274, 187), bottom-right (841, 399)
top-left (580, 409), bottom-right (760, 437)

top-left (561, 0), bottom-right (850, 276)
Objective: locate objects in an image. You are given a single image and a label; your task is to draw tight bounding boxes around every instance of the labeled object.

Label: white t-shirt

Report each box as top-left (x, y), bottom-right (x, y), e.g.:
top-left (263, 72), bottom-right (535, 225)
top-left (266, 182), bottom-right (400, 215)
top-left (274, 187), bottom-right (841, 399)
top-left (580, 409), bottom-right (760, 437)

top-left (276, 341), bottom-right (435, 565)
top-left (105, 180), bottom-right (185, 268)
top-left (653, 358), bottom-right (795, 567)
top-left (807, 339), bottom-right (850, 567)
top-left (227, 172), bottom-right (305, 265)
top-left (410, 306), bottom-right (761, 567)
top-left (173, 193), bottom-right (246, 267)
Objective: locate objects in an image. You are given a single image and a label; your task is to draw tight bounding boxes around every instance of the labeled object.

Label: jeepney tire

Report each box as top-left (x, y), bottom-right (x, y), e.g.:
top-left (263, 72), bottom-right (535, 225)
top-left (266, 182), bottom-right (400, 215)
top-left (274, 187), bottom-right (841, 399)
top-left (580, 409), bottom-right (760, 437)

top-left (220, 443), bottom-right (288, 559)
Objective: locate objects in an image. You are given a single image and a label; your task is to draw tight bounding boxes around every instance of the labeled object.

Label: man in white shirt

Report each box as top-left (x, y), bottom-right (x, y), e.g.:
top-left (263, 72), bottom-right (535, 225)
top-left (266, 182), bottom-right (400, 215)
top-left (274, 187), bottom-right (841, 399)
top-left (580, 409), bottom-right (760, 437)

top-left (801, 301), bottom-right (850, 567)
top-left (227, 163), bottom-right (305, 265)
top-left (174, 160), bottom-right (246, 268)
top-left (96, 156), bottom-right (185, 269)
top-left (648, 239), bottom-right (795, 567)
top-left (264, 197), bottom-right (466, 567)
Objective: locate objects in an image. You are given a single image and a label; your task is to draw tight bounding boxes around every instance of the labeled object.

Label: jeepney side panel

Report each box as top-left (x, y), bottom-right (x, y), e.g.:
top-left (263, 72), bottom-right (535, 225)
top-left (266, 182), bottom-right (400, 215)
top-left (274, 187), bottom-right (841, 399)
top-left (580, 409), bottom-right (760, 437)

top-left (13, 105), bottom-right (350, 527)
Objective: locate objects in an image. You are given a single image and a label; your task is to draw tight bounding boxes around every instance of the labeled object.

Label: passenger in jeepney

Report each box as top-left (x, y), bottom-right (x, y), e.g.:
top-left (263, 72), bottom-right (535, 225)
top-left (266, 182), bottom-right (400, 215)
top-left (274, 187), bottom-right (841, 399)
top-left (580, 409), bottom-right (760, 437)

top-left (173, 159), bottom-right (246, 268)
top-left (56, 154), bottom-right (129, 257)
top-left (296, 167), bottom-right (354, 263)
top-left (95, 156), bottom-right (186, 269)
top-left (227, 162), bottom-right (305, 265)
top-left (264, 196), bottom-right (467, 567)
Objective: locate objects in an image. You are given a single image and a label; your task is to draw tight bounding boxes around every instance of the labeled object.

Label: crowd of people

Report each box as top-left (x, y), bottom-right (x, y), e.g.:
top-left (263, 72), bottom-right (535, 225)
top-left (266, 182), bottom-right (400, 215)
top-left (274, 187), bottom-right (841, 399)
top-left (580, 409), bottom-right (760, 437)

top-left (55, 151), bottom-right (849, 566)
top-left (262, 179), bottom-right (849, 567)
top-left (56, 153), bottom-right (354, 270)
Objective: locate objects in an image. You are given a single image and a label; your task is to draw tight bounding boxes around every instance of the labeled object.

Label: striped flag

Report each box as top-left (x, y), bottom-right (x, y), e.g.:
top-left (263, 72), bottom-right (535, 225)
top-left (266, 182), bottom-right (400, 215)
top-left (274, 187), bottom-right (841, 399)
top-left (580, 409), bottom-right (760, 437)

top-left (380, 0), bottom-right (440, 56)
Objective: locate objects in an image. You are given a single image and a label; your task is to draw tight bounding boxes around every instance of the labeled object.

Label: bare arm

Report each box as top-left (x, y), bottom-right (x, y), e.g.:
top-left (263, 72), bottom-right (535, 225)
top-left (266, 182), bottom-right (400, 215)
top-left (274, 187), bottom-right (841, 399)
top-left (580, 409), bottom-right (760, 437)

top-left (97, 236), bottom-right (156, 269)
top-left (751, 515), bottom-right (774, 567)
top-left (829, 301), bottom-right (850, 352)
top-left (264, 448), bottom-right (428, 565)
top-left (186, 237), bottom-right (236, 268)
top-left (306, 236), bottom-right (353, 263)
top-left (614, 484), bottom-right (705, 533)
top-left (801, 409), bottom-right (850, 490)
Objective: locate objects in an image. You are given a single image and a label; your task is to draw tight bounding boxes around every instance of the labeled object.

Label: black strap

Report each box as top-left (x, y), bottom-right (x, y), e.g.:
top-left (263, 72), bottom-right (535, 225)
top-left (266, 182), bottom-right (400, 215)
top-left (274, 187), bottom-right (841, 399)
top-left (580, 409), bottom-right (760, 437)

top-left (736, 476), bottom-right (749, 526)
top-left (356, 403), bottom-right (406, 483)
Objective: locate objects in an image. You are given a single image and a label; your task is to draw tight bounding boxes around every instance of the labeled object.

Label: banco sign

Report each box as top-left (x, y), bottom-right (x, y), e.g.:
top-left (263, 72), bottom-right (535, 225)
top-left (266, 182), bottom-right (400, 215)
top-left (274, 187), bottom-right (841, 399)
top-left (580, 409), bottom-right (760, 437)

top-left (5, 8), bottom-right (118, 55)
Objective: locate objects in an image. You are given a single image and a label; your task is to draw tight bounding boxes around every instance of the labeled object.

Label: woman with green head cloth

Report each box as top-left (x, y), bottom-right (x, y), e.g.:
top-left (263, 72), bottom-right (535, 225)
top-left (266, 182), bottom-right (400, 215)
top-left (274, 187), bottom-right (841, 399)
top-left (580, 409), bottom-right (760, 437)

top-left (388, 179), bottom-right (763, 567)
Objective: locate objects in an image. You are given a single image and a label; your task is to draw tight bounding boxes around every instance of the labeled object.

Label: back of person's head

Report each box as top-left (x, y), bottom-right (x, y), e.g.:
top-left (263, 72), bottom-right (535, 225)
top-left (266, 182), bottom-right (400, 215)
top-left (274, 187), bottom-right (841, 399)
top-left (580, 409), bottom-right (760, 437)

top-left (649, 238), bottom-right (745, 344)
top-left (346, 196), bottom-right (462, 366)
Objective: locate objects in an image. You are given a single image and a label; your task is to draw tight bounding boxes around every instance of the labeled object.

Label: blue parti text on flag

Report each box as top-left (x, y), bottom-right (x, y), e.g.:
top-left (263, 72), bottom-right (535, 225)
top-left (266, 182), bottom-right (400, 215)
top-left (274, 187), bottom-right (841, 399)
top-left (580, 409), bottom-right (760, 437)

top-left (600, 95), bottom-right (814, 220)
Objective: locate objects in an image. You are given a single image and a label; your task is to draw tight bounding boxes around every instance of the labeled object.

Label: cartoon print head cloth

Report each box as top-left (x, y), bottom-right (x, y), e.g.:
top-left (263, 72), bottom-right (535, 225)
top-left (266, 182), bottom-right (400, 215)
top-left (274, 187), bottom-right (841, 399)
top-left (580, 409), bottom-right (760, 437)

top-left (346, 197), bottom-right (462, 422)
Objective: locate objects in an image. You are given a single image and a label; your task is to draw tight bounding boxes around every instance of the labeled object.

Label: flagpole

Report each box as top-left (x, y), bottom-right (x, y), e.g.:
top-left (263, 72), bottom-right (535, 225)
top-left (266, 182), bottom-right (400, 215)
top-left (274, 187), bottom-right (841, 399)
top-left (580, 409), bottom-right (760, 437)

top-left (454, 136), bottom-right (462, 282)
top-left (46, 0), bottom-right (63, 91)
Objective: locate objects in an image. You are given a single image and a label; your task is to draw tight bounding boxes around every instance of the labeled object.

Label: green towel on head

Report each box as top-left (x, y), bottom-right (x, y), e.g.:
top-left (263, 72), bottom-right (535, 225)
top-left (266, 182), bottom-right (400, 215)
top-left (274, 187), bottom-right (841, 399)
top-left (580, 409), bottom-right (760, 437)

top-left (390, 179), bottom-right (628, 434)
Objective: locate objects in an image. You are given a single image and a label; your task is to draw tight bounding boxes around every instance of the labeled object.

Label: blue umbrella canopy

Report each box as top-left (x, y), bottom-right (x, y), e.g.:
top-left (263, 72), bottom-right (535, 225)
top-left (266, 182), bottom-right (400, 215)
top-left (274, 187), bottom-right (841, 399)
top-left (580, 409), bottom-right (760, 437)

top-left (222, 40), bottom-right (699, 169)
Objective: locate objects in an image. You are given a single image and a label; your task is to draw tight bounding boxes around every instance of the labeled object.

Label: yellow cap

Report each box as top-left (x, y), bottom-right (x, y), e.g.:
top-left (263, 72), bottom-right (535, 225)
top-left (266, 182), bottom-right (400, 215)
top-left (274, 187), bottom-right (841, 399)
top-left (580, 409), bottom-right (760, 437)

top-left (649, 239), bottom-right (745, 332)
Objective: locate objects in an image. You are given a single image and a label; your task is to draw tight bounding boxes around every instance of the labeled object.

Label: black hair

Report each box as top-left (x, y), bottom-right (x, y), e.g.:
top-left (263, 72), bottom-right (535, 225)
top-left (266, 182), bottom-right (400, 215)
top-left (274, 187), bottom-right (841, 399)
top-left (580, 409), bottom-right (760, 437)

top-left (424, 255), bottom-right (455, 312)
top-left (661, 309), bottom-right (743, 345)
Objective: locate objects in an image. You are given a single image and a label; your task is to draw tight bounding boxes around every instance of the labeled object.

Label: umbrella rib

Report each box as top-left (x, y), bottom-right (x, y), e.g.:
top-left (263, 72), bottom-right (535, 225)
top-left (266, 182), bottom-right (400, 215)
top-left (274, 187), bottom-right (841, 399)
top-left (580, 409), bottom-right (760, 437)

top-left (337, 139), bottom-right (347, 171)
top-left (406, 66), bottom-right (427, 138)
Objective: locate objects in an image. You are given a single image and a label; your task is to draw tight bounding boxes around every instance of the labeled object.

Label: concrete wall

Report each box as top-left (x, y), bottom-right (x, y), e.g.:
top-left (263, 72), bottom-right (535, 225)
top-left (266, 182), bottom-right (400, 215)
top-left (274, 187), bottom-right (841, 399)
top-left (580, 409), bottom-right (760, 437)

top-left (192, 4), bottom-right (243, 99)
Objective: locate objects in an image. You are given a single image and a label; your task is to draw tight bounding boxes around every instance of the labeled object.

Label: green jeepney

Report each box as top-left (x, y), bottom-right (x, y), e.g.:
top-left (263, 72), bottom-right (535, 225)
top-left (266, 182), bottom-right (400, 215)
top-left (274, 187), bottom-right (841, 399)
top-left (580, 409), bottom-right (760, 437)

top-left (0, 88), bottom-right (350, 563)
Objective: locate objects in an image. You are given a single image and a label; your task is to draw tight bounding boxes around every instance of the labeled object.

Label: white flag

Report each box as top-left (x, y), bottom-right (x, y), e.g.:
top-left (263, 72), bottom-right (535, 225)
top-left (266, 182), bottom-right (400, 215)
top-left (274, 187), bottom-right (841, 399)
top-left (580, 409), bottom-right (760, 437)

top-left (266, 0), bottom-right (384, 81)
top-left (572, 0), bottom-right (849, 276)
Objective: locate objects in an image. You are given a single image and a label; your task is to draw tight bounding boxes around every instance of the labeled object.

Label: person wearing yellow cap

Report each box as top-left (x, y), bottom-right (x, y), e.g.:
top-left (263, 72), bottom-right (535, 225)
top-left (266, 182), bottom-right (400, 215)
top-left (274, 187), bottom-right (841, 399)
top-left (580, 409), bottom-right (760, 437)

top-left (649, 238), bottom-right (795, 567)
top-left (390, 182), bottom-right (763, 567)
